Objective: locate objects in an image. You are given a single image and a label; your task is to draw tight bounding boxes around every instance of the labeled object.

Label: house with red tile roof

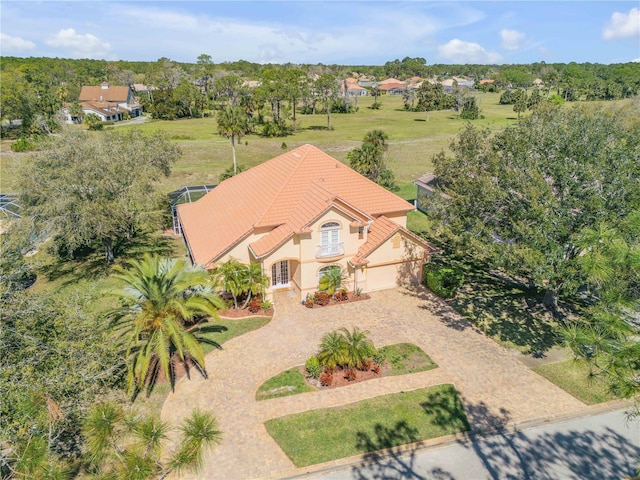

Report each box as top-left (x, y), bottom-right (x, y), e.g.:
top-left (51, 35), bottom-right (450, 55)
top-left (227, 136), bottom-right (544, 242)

top-left (177, 144), bottom-right (436, 301)
top-left (69, 82), bottom-right (142, 123)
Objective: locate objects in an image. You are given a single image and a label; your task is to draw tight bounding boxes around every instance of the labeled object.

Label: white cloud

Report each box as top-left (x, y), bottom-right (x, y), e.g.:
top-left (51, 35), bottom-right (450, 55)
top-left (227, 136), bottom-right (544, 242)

top-left (438, 39), bottom-right (502, 64)
top-left (46, 28), bottom-right (111, 58)
top-left (110, 3), bottom-right (485, 64)
top-left (633, 58), bottom-right (640, 62)
top-left (603, 7), bottom-right (640, 40)
top-left (500, 29), bottom-right (525, 50)
top-left (1, 33), bottom-right (36, 53)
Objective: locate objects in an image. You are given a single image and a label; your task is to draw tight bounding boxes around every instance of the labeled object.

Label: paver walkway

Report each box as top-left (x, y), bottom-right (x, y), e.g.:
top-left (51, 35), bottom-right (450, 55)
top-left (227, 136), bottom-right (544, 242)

top-left (161, 286), bottom-right (587, 479)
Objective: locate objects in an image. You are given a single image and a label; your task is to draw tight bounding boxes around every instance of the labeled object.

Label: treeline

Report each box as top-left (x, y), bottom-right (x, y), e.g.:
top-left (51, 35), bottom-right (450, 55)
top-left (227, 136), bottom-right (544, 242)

top-left (2, 54), bottom-right (639, 135)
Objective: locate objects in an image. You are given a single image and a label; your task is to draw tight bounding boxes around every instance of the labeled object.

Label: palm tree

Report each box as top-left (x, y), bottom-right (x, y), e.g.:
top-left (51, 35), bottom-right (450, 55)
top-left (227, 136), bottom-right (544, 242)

top-left (215, 258), bottom-right (247, 309)
top-left (217, 106), bottom-right (250, 176)
top-left (84, 402), bottom-right (221, 479)
top-left (319, 266), bottom-right (345, 296)
top-left (317, 330), bottom-right (348, 370)
top-left (109, 254), bottom-right (225, 396)
top-left (341, 327), bottom-right (376, 370)
top-left (240, 262), bottom-right (268, 309)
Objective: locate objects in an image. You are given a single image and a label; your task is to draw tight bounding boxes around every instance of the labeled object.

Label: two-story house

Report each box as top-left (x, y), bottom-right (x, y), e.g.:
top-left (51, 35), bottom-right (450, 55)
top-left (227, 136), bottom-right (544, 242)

top-left (71, 82), bottom-right (142, 122)
top-left (177, 144), bottom-right (437, 301)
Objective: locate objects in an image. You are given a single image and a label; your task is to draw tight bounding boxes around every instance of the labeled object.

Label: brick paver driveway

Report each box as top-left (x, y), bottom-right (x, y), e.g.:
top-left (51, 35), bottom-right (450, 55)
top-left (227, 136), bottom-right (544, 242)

top-left (161, 286), bottom-right (586, 479)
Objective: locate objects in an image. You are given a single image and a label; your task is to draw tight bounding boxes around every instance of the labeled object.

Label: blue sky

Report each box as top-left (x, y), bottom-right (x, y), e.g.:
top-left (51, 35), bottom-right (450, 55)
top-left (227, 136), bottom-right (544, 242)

top-left (1, 1), bottom-right (638, 65)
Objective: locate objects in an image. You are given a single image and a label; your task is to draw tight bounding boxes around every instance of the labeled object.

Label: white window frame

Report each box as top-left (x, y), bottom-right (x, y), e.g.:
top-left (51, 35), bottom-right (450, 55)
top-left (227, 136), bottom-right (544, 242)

top-left (271, 260), bottom-right (289, 287)
top-left (319, 221), bottom-right (341, 257)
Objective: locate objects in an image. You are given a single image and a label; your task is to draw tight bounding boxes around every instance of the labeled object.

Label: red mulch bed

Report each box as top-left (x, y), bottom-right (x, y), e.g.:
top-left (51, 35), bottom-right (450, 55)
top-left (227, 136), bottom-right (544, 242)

top-left (307, 364), bottom-right (388, 390)
top-left (304, 292), bottom-right (371, 309)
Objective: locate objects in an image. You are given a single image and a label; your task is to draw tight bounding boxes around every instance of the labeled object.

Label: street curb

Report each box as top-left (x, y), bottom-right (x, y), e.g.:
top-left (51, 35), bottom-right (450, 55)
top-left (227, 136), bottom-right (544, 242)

top-left (262, 399), bottom-right (634, 480)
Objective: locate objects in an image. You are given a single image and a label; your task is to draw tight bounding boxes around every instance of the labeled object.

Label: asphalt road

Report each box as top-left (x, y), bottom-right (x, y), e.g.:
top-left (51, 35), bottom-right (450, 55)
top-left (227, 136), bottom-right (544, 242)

top-left (308, 408), bottom-right (640, 480)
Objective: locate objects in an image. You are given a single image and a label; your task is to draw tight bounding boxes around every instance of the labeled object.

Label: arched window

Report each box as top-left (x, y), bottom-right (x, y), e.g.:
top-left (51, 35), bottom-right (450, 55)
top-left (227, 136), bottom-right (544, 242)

top-left (318, 221), bottom-right (342, 257)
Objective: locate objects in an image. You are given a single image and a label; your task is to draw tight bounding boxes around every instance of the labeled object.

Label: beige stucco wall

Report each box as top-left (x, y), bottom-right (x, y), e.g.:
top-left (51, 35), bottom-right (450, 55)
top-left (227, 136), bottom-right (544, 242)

top-left (262, 207), bottom-right (361, 300)
top-left (363, 234), bottom-right (425, 290)
top-left (212, 206), bottom-right (420, 301)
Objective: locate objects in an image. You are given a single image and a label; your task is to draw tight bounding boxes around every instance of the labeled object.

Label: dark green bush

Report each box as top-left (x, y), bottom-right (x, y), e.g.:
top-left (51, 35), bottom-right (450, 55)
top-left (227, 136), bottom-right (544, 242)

top-left (423, 264), bottom-right (464, 299)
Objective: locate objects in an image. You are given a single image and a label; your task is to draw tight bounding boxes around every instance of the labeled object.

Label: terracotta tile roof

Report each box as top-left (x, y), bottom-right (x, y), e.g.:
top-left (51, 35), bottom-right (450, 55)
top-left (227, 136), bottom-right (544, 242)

top-left (79, 84), bottom-right (131, 103)
top-left (351, 216), bottom-right (438, 266)
top-left (378, 78), bottom-right (405, 85)
top-left (177, 144), bottom-right (414, 266)
top-left (378, 83), bottom-right (406, 91)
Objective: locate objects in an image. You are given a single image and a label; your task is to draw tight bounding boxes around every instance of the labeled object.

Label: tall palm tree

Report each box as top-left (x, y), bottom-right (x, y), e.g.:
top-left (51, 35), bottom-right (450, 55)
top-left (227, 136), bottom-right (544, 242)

top-left (109, 254), bottom-right (225, 397)
top-left (341, 327), bottom-right (376, 370)
top-left (217, 106), bottom-right (250, 176)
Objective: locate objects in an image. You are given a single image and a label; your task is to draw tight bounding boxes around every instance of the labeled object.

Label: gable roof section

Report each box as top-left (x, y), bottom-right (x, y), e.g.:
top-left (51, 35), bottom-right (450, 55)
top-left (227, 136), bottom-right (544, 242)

top-left (177, 144), bottom-right (414, 266)
top-left (351, 216), bottom-right (438, 266)
top-left (79, 85), bottom-right (132, 103)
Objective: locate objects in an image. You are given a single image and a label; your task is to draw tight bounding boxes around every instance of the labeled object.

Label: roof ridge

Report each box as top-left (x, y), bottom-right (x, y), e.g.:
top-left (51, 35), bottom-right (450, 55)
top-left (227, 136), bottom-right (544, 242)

top-left (253, 144), bottom-right (313, 227)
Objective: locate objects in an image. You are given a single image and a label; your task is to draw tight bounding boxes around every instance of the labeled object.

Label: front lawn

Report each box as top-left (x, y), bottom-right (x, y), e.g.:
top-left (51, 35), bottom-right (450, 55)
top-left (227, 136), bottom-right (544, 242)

top-left (265, 384), bottom-right (469, 467)
top-left (533, 360), bottom-right (619, 405)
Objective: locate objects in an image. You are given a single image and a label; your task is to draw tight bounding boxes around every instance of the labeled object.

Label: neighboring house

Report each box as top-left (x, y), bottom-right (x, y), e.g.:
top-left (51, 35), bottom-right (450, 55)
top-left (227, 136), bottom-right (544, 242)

top-left (442, 78), bottom-right (475, 93)
top-left (378, 83), bottom-right (406, 95)
top-left (178, 144), bottom-right (437, 301)
top-left (479, 79), bottom-right (495, 85)
top-left (65, 82), bottom-right (143, 123)
top-left (414, 173), bottom-right (450, 214)
top-left (340, 81), bottom-right (368, 96)
top-left (533, 78), bottom-right (544, 86)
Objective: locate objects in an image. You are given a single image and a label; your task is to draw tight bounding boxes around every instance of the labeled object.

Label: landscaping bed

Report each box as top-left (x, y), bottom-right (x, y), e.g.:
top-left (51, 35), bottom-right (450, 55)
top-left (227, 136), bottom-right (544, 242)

top-left (256, 343), bottom-right (436, 400)
top-left (302, 290), bottom-right (370, 308)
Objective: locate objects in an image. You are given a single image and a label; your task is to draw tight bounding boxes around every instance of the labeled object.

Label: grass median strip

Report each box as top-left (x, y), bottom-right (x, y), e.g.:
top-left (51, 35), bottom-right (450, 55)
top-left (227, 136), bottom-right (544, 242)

top-left (381, 343), bottom-right (437, 376)
top-left (265, 384), bottom-right (469, 467)
top-left (256, 367), bottom-right (314, 400)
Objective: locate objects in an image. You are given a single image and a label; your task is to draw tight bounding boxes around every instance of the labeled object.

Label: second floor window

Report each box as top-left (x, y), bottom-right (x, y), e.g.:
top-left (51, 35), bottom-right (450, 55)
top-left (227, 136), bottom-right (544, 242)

top-left (320, 221), bottom-right (341, 256)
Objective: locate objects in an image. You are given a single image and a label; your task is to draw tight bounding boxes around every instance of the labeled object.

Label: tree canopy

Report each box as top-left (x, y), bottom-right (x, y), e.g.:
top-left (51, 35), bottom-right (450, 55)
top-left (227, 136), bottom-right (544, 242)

top-left (18, 129), bottom-right (181, 262)
top-left (427, 104), bottom-right (640, 311)
top-left (348, 130), bottom-right (396, 190)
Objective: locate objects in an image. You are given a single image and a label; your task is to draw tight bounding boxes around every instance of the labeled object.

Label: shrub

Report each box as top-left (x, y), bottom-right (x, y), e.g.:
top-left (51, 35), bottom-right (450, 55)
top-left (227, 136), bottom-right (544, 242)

top-left (370, 102), bottom-right (382, 110)
top-left (305, 356), bottom-right (321, 379)
top-left (333, 288), bottom-right (348, 302)
top-left (313, 291), bottom-right (331, 306)
top-left (260, 299), bottom-right (272, 311)
top-left (344, 368), bottom-right (357, 381)
top-left (260, 120), bottom-right (291, 137)
top-left (247, 297), bottom-right (262, 313)
top-left (423, 265), bottom-right (465, 299)
top-left (319, 371), bottom-right (333, 387)
top-left (11, 135), bottom-right (38, 152)
top-left (304, 298), bottom-right (314, 309)
top-left (373, 349), bottom-right (386, 367)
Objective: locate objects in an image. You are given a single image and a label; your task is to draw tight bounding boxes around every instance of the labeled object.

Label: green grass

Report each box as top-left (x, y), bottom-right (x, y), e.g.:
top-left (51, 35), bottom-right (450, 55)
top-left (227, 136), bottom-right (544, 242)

top-left (255, 367), bottom-right (314, 401)
top-left (533, 360), bottom-right (619, 405)
top-left (380, 343), bottom-right (437, 376)
top-left (265, 384), bottom-right (469, 467)
top-left (0, 93), bottom-right (521, 194)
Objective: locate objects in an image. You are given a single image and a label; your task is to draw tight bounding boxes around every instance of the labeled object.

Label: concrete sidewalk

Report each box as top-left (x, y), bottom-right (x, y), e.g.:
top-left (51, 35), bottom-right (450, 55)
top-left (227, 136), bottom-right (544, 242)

top-left (161, 286), bottom-right (587, 479)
